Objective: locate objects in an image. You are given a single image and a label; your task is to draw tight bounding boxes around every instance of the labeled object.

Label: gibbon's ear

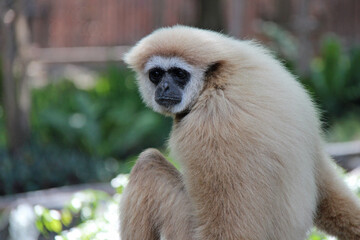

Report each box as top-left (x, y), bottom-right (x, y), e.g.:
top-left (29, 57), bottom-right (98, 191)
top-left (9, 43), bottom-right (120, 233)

top-left (204, 61), bottom-right (227, 90)
top-left (205, 62), bottom-right (222, 78)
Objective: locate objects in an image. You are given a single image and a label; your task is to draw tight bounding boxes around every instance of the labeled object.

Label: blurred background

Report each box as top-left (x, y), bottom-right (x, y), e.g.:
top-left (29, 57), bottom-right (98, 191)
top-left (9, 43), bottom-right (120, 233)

top-left (0, 0), bottom-right (359, 239)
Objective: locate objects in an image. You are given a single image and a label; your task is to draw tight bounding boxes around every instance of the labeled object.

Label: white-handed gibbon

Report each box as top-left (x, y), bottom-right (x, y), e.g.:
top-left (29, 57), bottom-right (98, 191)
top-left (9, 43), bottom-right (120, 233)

top-left (120, 26), bottom-right (360, 240)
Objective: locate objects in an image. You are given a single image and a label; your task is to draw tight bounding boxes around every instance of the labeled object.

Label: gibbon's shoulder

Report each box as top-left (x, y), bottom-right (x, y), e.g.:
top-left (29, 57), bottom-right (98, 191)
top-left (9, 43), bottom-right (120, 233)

top-left (123, 25), bottom-right (277, 74)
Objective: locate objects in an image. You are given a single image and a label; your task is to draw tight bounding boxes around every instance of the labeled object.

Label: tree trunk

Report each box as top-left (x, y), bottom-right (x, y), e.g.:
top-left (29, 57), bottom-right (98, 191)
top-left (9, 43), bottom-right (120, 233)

top-left (227, 0), bottom-right (245, 38)
top-left (0, 0), bottom-right (30, 154)
top-left (294, 0), bottom-right (313, 74)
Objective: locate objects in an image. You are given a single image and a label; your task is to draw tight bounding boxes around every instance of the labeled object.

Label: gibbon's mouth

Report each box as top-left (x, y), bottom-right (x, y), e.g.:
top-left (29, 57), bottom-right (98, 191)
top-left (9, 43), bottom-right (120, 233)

top-left (155, 97), bottom-right (181, 108)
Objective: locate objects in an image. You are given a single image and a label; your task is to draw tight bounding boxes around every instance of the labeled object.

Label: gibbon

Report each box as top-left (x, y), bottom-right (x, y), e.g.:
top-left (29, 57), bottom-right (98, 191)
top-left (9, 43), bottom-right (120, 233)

top-left (120, 25), bottom-right (360, 240)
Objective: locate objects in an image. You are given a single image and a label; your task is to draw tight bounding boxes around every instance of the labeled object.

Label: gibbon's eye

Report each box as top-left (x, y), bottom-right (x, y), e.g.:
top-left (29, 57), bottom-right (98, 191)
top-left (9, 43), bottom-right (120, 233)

top-left (173, 68), bottom-right (188, 79)
top-left (149, 68), bottom-right (164, 85)
top-left (169, 67), bottom-right (190, 88)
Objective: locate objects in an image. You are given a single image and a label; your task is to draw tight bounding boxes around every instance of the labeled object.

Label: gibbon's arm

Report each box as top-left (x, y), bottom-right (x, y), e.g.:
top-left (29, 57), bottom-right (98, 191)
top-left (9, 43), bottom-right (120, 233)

top-left (315, 153), bottom-right (360, 239)
top-left (120, 149), bottom-right (194, 240)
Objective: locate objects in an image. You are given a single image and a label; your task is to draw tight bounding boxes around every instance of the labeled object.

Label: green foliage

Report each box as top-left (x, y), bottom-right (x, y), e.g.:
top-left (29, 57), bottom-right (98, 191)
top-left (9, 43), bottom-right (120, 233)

top-left (0, 66), bottom-right (169, 195)
top-left (0, 58), bottom-right (2, 103)
top-left (0, 143), bottom-right (110, 195)
top-left (35, 190), bottom-right (114, 239)
top-left (0, 106), bottom-right (6, 145)
top-left (0, 61), bottom-right (5, 146)
top-left (66, 190), bottom-right (112, 222)
top-left (259, 21), bottom-right (298, 71)
top-left (35, 176), bottom-right (128, 240)
top-left (35, 205), bottom-right (67, 236)
top-left (303, 37), bottom-right (360, 124)
top-left (31, 66), bottom-right (172, 158)
top-left (326, 113), bottom-right (360, 142)
top-left (110, 174), bottom-right (129, 194)
top-left (308, 230), bottom-right (332, 240)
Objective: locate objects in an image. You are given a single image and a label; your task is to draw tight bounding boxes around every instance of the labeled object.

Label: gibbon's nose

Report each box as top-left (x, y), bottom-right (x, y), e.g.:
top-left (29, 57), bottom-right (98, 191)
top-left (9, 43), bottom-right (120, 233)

top-left (155, 79), bottom-right (181, 107)
top-left (159, 81), bottom-right (170, 92)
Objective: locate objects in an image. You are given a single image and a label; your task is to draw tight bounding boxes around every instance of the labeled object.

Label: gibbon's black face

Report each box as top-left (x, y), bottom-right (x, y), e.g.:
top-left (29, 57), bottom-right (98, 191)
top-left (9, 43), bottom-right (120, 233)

top-left (149, 67), bottom-right (190, 108)
top-left (142, 56), bottom-right (205, 115)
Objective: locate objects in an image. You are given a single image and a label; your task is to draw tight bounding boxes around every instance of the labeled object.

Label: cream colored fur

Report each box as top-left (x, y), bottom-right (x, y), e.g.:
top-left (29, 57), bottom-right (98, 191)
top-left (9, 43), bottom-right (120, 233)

top-left (120, 26), bottom-right (360, 240)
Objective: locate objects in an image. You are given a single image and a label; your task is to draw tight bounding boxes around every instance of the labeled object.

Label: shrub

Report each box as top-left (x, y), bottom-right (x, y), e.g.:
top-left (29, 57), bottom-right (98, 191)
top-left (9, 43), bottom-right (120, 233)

top-left (302, 37), bottom-right (360, 125)
top-left (0, 66), bottom-right (168, 195)
top-left (0, 143), bottom-right (112, 195)
top-left (31, 66), bottom-right (172, 158)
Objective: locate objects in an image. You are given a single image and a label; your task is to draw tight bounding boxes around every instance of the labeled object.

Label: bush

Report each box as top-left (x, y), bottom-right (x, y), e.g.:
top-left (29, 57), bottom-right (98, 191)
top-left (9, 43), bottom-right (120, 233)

top-left (303, 37), bottom-right (360, 124)
top-left (259, 21), bottom-right (298, 72)
top-left (31, 66), bottom-right (171, 158)
top-left (34, 190), bottom-right (114, 239)
top-left (326, 113), bottom-right (360, 142)
top-left (0, 66), bottom-right (170, 195)
top-left (32, 175), bottom-right (128, 240)
top-left (0, 143), bottom-right (113, 195)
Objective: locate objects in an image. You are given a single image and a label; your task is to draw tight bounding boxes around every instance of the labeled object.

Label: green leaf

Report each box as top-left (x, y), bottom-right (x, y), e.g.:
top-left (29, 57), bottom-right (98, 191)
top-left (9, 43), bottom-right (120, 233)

top-left (49, 219), bottom-right (63, 233)
top-left (61, 208), bottom-right (73, 226)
